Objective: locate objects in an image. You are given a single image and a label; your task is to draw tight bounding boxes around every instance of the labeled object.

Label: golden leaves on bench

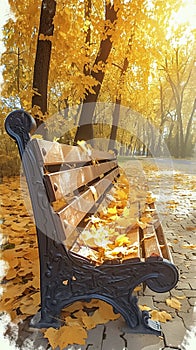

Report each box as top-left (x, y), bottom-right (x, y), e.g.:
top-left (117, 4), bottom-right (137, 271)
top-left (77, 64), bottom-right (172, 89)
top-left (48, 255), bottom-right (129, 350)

top-left (72, 171), bottom-right (157, 263)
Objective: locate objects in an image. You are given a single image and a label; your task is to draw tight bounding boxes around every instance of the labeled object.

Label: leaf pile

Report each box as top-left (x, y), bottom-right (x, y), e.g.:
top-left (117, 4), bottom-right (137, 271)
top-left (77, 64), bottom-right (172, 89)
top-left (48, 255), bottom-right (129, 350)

top-left (72, 170), bottom-right (157, 263)
top-left (44, 299), bottom-right (120, 349)
top-left (0, 171), bottom-right (179, 349)
top-left (0, 177), bottom-right (40, 323)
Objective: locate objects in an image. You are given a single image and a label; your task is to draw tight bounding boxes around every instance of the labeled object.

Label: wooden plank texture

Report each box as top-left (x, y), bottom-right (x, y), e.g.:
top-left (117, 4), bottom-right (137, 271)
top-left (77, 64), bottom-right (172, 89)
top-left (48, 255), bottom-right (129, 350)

top-left (58, 168), bottom-right (120, 246)
top-left (142, 226), bottom-right (163, 259)
top-left (125, 227), bottom-right (141, 260)
top-left (147, 203), bottom-right (172, 261)
top-left (32, 139), bottom-right (116, 165)
top-left (44, 160), bottom-right (118, 202)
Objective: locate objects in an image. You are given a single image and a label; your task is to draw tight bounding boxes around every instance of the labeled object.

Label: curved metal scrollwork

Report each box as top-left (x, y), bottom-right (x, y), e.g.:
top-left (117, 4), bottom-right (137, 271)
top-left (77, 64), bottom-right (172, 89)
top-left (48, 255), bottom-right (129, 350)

top-left (5, 109), bottom-right (36, 157)
top-left (37, 245), bottom-right (178, 334)
top-left (144, 259), bottom-right (179, 293)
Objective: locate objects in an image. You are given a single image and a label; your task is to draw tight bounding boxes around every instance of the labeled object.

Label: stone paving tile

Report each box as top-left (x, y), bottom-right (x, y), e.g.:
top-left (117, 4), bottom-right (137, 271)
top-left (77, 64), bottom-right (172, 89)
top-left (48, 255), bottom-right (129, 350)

top-left (101, 319), bottom-right (125, 350)
top-left (178, 310), bottom-right (196, 330)
top-left (153, 292), bottom-right (170, 302)
top-left (138, 296), bottom-right (155, 309)
top-left (177, 299), bottom-right (191, 313)
top-left (124, 333), bottom-right (164, 350)
top-left (152, 302), bottom-right (176, 316)
top-left (81, 325), bottom-right (104, 350)
top-left (175, 281), bottom-right (191, 290)
top-left (188, 279), bottom-right (196, 290)
top-left (181, 265), bottom-right (194, 273)
top-left (189, 298), bottom-right (196, 306)
top-left (179, 290), bottom-right (196, 298)
top-left (182, 273), bottom-right (196, 280)
top-left (161, 315), bottom-right (186, 348)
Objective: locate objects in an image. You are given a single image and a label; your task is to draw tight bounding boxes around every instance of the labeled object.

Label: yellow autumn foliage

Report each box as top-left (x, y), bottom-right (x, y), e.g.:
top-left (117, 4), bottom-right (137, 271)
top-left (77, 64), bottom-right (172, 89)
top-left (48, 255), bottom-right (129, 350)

top-left (166, 297), bottom-right (182, 311)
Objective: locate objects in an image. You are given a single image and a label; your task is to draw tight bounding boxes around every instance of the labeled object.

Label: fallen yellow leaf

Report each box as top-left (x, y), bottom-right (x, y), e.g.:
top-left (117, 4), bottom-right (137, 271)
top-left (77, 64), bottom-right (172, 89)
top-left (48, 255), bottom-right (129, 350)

top-left (44, 324), bottom-right (87, 349)
top-left (115, 189), bottom-right (128, 200)
top-left (107, 206), bottom-right (117, 215)
top-left (166, 297), bottom-right (181, 310)
top-left (139, 305), bottom-right (151, 311)
top-left (134, 286), bottom-right (142, 292)
top-left (115, 234), bottom-right (130, 246)
top-left (150, 310), bottom-right (172, 322)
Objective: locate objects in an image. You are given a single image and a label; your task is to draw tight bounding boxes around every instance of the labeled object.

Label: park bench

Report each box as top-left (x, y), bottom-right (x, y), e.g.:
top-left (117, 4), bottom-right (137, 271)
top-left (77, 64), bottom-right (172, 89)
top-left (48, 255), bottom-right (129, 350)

top-left (5, 109), bottom-right (179, 335)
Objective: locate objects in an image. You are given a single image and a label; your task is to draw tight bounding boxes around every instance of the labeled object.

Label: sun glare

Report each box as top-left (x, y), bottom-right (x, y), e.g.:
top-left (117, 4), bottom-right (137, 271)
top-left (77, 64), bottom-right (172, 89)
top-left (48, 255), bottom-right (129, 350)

top-left (170, 0), bottom-right (196, 29)
top-left (166, 0), bottom-right (196, 45)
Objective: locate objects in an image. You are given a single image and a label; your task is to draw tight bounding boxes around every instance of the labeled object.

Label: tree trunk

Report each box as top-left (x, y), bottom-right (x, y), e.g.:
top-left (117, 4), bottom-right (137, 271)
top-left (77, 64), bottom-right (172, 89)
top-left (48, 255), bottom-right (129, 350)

top-left (83, 0), bottom-right (92, 76)
top-left (108, 99), bottom-right (120, 151)
top-left (108, 57), bottom-right (129, 151)
top-left (74, 2), bottom-right (118, 144)
top-left (184, 98), bottom-right (196, 157)
top-left (32, 0), bottom-right (56, 127)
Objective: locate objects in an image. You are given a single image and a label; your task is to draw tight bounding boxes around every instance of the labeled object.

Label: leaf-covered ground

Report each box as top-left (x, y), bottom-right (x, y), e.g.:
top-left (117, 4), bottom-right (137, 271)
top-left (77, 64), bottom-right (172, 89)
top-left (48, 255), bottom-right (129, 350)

top-left (0, 159), bottom-right (195, 349)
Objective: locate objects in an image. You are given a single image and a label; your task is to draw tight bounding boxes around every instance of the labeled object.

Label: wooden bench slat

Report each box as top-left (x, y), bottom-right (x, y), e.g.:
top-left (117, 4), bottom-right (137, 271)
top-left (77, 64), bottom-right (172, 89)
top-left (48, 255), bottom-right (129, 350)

top-left (32, 139), bottom-right (116, 166)
top-left (146, 203), bottom-right (172, 261)
top-left (142, 226), bottom-right (163, 259)
top-left (57, 168), bottom-right (120, 244)
top-left (44, 160), bottom-right (118, 202)
top-left (125, 227), bottom-right (141, 260)
top-left (155, 223), bottom-right (173, 261)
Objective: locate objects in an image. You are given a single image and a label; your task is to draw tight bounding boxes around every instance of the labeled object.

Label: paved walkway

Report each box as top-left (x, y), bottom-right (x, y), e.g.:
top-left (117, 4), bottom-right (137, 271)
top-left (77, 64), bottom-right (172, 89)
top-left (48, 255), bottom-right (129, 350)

top-left (1, 158), bottom-right (196, 349)
top-left (68, 158), bottom-right (196, 350)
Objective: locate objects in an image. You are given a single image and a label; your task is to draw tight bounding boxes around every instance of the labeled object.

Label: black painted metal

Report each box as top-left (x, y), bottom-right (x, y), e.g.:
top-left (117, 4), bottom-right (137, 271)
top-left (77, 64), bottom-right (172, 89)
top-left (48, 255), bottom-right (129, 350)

top-left (5, 110), bottom-right (179, 335)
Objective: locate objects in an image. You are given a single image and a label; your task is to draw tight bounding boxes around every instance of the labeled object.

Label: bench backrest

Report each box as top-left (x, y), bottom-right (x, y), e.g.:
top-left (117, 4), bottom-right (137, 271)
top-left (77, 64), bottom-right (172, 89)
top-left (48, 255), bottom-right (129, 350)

top-left (5, 110), bottom-right (119, 249)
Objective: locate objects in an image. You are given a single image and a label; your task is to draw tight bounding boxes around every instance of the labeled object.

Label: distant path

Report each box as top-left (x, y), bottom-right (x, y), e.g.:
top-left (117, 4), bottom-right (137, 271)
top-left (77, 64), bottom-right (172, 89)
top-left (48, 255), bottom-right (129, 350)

top-left (150, 158), bottom-right (196, 174)
top-left (118, 156), bottom-right (196, 175)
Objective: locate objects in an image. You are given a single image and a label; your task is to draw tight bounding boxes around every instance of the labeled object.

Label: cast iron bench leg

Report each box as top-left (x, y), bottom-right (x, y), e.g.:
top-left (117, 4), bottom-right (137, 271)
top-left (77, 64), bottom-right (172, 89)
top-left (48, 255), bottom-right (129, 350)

top-left (30, 229), bottom-right (178, 335)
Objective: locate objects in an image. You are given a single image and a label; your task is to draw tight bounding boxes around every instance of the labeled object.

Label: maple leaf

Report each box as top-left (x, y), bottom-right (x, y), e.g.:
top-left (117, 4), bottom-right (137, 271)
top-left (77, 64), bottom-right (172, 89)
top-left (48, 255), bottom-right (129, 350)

top-left (44, 324), bottom-right (87, 350)
top-left (150, 310), bottom-right (172, 322)
top-left (166, 297), bottom-right (182, 310)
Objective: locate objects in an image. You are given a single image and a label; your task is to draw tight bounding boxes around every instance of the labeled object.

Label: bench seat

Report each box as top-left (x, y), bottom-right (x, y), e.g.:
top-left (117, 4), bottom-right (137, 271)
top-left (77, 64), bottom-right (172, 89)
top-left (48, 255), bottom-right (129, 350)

top-left (5, 109), bottom-right (179, 335)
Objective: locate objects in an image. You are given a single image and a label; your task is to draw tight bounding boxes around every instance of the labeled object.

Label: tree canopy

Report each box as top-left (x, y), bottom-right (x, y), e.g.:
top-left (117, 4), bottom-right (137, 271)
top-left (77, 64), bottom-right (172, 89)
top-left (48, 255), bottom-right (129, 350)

top-left (0, 0), bottom-right (195, 160)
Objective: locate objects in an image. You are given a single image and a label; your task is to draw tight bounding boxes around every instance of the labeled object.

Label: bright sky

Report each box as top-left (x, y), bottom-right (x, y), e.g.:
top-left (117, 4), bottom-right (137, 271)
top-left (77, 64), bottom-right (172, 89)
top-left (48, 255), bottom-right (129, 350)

top-left (171, 0), bottom-right (196, 29)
